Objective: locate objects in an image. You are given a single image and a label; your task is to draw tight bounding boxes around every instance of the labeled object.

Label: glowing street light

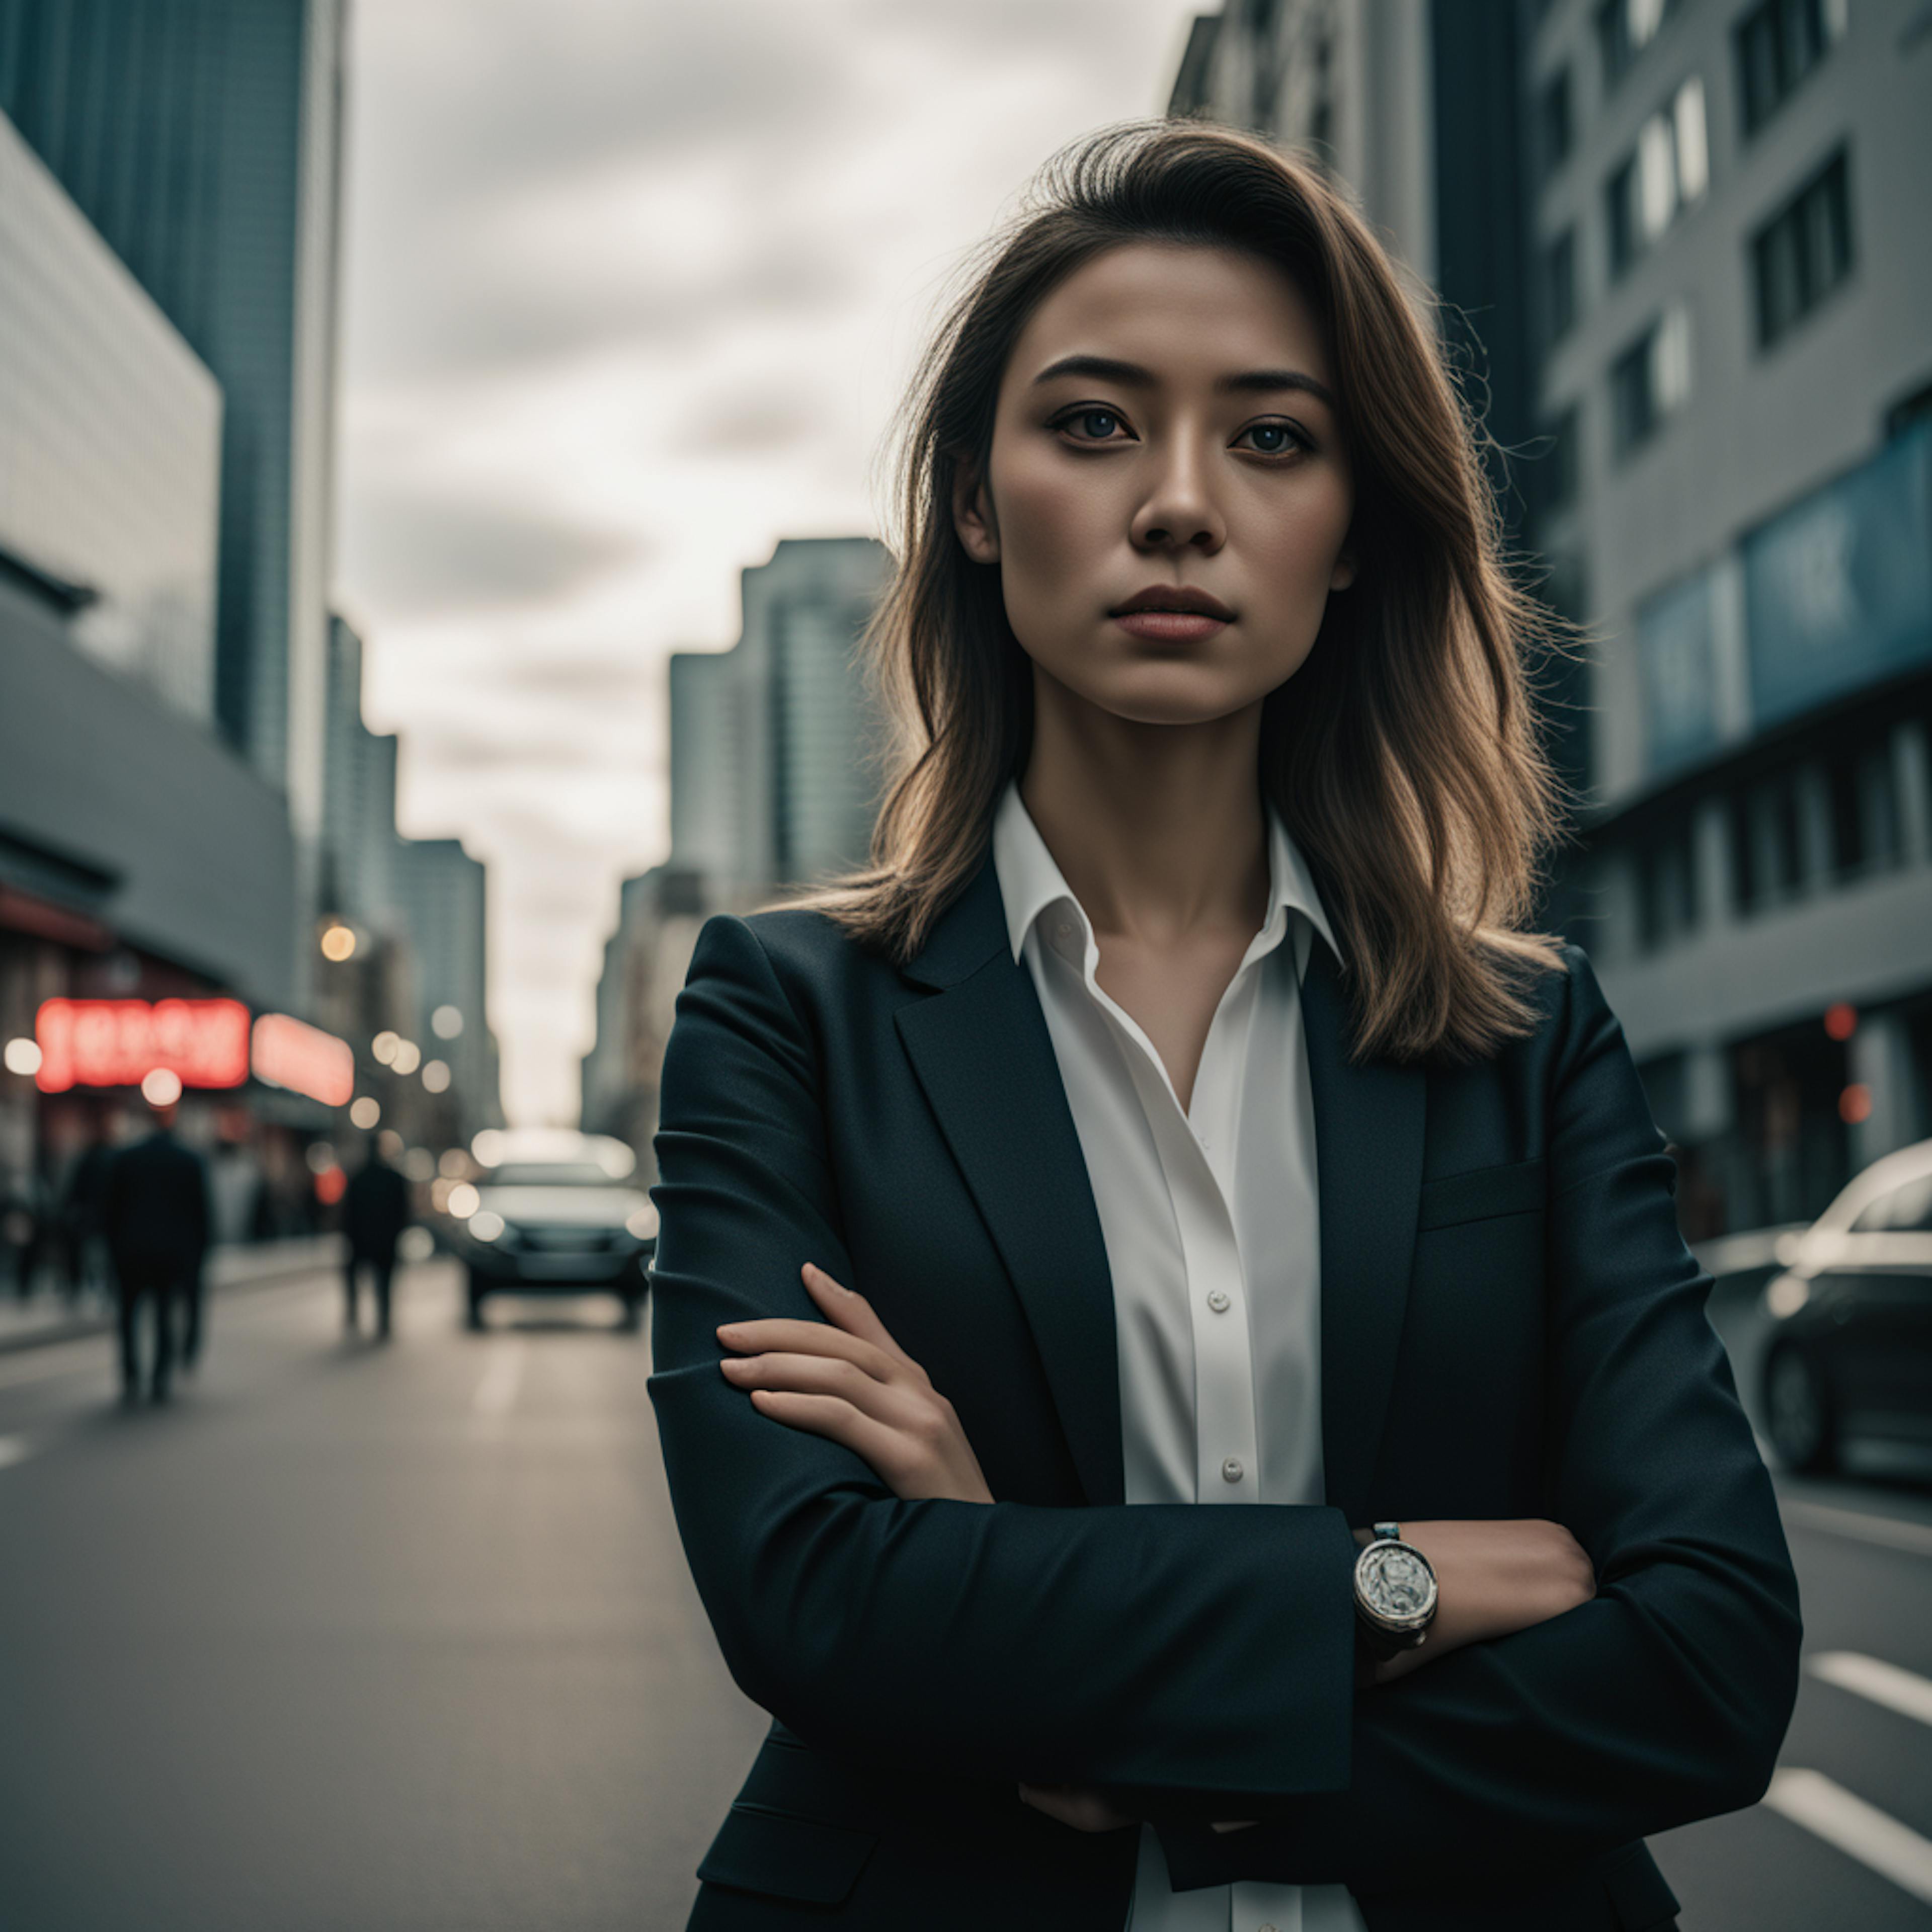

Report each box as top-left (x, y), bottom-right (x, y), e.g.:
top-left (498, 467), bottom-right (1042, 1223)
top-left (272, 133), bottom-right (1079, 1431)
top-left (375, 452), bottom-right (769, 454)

top-left (431, 1005), bottom-right (463, 1040)
top-left (421, 1059), bottom-right (450, 1094)
top-left (3, 1038), bottom-right (42, 1077)
top-left (319, 923), bottom-right (357, 962)
top-left (140, 1068), bottom-right (184, 1107)
top-left (371, 1030), bottom-right (400, 1065)
top-left (390, 1039), bottom-right (422, 1076)
top-left (349, 1096), bottom-right (381, 1130)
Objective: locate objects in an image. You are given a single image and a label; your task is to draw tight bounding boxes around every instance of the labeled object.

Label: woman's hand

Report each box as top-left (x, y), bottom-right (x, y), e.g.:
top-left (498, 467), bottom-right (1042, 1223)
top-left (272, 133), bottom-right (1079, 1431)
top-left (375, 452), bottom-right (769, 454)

top-left (1364, 1517), bottom-right (1596, 1685)
top-left (717, 1263), bottom-right (995, 1504)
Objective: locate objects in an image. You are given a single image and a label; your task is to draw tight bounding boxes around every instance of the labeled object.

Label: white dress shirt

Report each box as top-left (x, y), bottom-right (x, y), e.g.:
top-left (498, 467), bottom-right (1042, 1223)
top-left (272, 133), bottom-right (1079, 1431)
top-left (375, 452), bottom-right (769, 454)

top-left (992, 778), bottom-right (1366, 1932)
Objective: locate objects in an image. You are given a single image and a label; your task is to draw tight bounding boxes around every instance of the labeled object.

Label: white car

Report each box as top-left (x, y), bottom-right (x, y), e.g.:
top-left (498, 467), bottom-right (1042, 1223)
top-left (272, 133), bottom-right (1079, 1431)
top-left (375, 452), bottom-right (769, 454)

top-left (449, 1133), bottom-right (657, 1332)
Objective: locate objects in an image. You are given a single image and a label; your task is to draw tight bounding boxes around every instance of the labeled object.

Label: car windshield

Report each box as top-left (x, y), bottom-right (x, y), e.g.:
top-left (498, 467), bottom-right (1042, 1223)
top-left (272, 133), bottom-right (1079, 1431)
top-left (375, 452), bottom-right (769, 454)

top-left (484, 1162), bottom-right (619, 1188)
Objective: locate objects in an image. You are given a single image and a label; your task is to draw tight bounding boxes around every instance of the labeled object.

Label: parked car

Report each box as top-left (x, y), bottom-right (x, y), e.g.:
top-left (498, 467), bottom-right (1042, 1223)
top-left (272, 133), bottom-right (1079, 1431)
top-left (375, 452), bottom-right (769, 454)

top-left (447, 1132), bottom-right (656, 1331)
top-left (1759, 1137), bottom-right (1932, 1472)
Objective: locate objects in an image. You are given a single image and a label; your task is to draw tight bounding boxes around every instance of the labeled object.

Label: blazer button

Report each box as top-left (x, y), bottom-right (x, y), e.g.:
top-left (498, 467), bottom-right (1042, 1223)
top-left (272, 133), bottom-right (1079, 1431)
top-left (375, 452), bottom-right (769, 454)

top-left (1206, 1289), bottom-right (1231, 1313)
top-left (1221, 1457), bottom-right (1244, 1483)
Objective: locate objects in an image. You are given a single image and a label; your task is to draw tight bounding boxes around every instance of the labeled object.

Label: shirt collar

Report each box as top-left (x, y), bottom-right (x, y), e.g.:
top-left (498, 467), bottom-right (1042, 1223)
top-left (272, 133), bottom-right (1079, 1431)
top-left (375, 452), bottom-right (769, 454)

top-left (990, 776), bottom-right (1339, 971)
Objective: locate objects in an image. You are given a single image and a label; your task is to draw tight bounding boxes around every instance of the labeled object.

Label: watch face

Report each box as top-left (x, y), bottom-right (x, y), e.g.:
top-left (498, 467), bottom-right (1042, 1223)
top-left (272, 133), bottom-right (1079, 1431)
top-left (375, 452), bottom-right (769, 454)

top-left (1357, 1541), bottom-right (1437, 1630)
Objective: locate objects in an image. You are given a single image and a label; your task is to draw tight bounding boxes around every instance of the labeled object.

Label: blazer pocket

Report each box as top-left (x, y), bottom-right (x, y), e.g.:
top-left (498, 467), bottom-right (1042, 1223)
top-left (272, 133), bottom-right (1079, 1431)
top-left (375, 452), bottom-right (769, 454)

top-left (1417, 1157), bottom-right (1546, 1232)
top-left (697, 1801), bottom-right (877, 1905)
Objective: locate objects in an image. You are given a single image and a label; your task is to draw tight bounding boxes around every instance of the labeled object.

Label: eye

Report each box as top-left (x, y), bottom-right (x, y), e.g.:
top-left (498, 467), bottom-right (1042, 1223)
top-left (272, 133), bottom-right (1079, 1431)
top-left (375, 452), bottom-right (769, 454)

top-left (1233, 419), bottom-right (1312, 457)
top-left (1053, 406), bottom-right (1133, 445)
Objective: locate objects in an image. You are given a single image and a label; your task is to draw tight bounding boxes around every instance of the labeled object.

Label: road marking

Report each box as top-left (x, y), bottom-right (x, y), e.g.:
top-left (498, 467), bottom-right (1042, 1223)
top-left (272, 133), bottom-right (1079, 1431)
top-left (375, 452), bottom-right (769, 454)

top-left (1809, 1652), bottom-right (1932, 1729)
top-left (472, 1343), bottom-right (526, 1418)
top-left (1763, 1768), bottom-right (1932, 1904)
top-left (0, 1433), bottom-right (36, 1471)
top-left (1782, 1499), bottom-right (1932, 1558)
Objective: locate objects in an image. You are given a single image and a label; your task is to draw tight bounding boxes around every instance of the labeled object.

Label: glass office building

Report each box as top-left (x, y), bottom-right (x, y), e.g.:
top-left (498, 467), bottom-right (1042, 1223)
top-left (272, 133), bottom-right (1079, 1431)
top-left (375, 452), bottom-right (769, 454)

top-left (0, 108), bottom-right (219, 720)
top-left (0, 0), bottom-right (348, 849)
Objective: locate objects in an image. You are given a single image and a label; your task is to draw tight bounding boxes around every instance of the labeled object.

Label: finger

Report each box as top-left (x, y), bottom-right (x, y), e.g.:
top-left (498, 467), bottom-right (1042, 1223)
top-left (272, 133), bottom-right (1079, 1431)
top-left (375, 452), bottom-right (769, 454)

top-left (715, 1317), bottom-right (895, 1380)
top-left (744, 1388), bottom-right (912, 1482)
top-left (800, 1263), bottom-right (920, 1369)
top-left (721, 1349), bottom-right (904, 1424)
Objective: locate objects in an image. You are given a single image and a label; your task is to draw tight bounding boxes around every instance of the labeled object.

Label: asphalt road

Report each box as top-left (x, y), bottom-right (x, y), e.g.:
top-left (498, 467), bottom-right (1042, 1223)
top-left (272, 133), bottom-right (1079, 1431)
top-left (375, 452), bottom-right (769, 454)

top-left (0, 1258), bottom-right (1926, 1929)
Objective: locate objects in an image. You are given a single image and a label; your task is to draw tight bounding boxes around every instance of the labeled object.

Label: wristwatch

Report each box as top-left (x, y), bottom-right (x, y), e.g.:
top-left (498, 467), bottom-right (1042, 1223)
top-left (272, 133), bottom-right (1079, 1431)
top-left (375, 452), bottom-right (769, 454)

top-left (1353, 1521), bottom-right (1438, 1660)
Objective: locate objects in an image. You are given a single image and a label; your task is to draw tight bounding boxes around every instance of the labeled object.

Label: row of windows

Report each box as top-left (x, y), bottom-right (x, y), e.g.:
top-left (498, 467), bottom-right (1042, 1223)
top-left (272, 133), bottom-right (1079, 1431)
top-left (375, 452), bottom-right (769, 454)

top-left (1539, 71), bottom-right (1852, 360)
top-left (1536, 142), bottom-right (1854, 508)
top-left (1540, 0), bottom-right (1842, 181)
top-left (1627, 717), bottom-right (1920, 955)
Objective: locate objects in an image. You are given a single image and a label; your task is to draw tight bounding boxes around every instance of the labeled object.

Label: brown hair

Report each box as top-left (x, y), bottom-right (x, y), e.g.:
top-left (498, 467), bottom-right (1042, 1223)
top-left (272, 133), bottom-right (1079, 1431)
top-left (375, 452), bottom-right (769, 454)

top-left (777, 119), bottom-right (1571, 1063)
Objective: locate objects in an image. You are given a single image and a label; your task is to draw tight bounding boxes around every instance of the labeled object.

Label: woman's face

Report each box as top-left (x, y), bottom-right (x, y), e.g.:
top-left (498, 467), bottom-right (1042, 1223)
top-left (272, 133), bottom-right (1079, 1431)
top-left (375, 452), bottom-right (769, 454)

top-left (953, 240), bottom-right (1355, 728)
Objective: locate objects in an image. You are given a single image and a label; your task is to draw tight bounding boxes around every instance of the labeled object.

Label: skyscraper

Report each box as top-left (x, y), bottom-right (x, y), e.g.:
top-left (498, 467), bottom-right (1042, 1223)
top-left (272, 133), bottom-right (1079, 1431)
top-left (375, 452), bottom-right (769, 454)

top-left (0, 0), bottom-right (347, 843)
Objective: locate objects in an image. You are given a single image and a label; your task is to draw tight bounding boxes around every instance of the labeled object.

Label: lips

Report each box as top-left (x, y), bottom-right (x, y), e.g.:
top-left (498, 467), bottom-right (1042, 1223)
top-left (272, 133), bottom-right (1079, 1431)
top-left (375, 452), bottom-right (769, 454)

top-left (1108, 585), bottom-right (1236, 621)
top-left (1108, 584), bottom-right (1235, 643)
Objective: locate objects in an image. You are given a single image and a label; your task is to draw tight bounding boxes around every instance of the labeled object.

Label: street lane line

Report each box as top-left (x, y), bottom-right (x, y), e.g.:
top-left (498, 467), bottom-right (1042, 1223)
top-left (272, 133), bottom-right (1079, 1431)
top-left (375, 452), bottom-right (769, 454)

top-left (0, 1433), bottom-right (36, 1471)
top-left (1763, 1768), bottom-right (1932, 1905)
top-left (1782, 1499), bottom-right (1932, 1558)
top-left (1810, 1652), bottom-right (1932, 1729)
top-left (472, 1343), bottom-right (526, 1418)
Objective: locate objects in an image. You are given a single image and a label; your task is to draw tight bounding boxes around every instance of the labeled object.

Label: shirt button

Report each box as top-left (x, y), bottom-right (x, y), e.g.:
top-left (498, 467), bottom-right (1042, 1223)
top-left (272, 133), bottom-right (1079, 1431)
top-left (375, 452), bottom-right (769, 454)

top-left (1206, 1289), bottom-right (1231, 1314)
top-left (1221, 1457), bottom-right (1244, 1483)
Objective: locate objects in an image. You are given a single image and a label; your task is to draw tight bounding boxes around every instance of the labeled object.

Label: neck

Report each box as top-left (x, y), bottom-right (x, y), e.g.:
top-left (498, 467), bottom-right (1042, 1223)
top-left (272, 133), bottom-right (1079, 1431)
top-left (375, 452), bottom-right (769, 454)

top-left (1018, 663), bottom-right (1270, 944)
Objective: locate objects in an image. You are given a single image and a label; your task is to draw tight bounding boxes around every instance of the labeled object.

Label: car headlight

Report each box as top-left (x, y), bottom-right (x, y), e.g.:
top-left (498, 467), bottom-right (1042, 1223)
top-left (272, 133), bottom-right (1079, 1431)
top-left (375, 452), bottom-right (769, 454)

top-left (468, 1210), bottom-right (506, 1243)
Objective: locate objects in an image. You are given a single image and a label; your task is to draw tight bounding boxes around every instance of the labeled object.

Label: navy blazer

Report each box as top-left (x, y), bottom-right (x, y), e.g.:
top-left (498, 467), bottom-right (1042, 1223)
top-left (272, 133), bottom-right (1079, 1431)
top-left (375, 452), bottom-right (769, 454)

top-left (647, 847), bottom-right (1801, 1931)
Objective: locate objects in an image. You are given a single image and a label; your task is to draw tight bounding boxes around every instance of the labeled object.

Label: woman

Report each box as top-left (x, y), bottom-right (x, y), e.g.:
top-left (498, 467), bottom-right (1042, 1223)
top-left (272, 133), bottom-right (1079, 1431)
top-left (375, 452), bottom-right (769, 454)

top-left (648, 122), bottom-right (1800, 1930)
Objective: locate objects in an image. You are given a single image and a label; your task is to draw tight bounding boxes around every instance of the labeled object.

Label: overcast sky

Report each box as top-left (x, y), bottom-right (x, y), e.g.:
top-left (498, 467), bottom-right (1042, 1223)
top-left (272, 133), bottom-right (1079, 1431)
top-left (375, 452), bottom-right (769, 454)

top-left (335, 0), bottom-right (1205, 1125)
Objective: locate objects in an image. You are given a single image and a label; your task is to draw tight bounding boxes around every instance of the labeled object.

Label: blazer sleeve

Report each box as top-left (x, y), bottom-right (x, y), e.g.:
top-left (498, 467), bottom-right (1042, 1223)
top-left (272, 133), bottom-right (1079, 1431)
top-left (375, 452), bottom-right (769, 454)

top-left (1155, 945), bottom-right (1803, 1892)
top-left (647, 911), bottom-right (1361, 1792)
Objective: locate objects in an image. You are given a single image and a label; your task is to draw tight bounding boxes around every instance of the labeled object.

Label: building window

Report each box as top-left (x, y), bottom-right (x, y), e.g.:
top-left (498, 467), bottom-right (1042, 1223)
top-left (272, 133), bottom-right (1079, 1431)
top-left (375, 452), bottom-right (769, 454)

top-left (1537, 67), bottom-right (1574, 177)
top-left (1597, 0), bottom-right (1677, 89)
top-left (1825, 741), bottom-right (1902, 880)
top-left (1610, 304), bottom-right (1693, 456)
top-left (1735, 0), bottom-right (1844, 137)
top-left (1751, 147), bottom-right (1854, 348)
top-left (1731, 768), bottom-right (1807, 914)
top-left (1636, 818), bottom-right (1700, 951)
top-left (1604, 75), bottom-right (1709, 277)
top-left (1540, 228), bottom-right (1579, 346)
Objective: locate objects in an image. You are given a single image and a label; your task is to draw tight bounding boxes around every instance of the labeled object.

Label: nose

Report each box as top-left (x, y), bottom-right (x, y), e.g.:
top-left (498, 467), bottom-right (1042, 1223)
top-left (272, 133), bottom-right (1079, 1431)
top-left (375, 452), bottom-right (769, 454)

top-left (1130, 430), bottom-right (1226, 557)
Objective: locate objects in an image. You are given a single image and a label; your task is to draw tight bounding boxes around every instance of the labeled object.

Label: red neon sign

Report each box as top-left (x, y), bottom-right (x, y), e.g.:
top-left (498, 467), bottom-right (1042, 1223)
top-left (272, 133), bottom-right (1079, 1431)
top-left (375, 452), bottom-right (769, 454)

top-left (251, 1012), bottom-right (354, 1108)
top-left (35, 998), bottom-right (252, 1094)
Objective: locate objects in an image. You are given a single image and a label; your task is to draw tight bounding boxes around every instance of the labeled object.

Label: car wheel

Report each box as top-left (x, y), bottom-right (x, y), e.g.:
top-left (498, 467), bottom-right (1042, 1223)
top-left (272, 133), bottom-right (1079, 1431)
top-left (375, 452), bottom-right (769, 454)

top-left (1764, 1343), bottom-right (1836, 1473)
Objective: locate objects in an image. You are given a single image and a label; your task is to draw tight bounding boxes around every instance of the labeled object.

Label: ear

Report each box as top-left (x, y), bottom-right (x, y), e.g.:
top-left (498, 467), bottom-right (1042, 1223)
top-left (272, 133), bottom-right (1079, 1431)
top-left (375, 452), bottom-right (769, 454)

top-left (951, 453), bottom-right (1000, 565)
top-left (1329, 544), bottom-right (1358, 593)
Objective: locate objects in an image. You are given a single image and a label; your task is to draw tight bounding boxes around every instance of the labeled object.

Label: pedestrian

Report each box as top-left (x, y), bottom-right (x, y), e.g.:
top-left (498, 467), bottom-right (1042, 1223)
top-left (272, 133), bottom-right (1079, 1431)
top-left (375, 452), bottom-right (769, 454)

top-left (648, 123), bottom-right (1802, 1929)
top-left (340, 1139), bottom-right (411, 1339)
top-left (61, 1113), bottom-right (120, 1305)
top-left (103, 1097), bottom-right (212, 1404)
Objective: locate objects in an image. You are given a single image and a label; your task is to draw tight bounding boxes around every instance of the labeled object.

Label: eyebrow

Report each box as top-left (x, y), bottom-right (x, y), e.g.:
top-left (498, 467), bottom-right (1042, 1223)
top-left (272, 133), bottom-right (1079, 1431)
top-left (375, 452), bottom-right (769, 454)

top-left (1029, 353), bottom-right (1336, 409)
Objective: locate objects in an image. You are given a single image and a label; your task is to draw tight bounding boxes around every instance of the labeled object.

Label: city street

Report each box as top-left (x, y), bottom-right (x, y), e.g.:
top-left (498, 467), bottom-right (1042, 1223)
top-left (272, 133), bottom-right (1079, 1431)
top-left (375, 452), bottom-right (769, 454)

top-left (0, 1256), bottom-right (1927, 1930)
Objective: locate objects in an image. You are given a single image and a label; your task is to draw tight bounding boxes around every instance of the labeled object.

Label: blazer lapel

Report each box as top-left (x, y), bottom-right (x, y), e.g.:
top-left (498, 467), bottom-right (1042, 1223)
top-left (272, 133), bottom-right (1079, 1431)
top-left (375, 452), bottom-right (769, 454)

top-left (1302, 935), bottom-right (1426, 1526)
top-left (895, 855), bottom-right (1126, 1507)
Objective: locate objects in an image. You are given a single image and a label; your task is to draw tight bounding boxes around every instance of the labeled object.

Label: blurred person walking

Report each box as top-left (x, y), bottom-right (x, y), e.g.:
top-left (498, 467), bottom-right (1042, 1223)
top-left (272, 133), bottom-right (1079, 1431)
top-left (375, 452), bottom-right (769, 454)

top-left (341, 1141), bottom-right (411, 1340)
top-left (60, 1114), bottom-right (120, 1305)
top-left (103, 1102), bottom-right (213, 1404)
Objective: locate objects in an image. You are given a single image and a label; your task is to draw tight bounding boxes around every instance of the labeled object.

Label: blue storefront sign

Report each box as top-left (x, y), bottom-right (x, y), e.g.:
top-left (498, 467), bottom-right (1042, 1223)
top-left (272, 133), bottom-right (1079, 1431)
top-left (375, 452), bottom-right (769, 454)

top-left (1742, 425), bottom-right (1932, 728)
top-left (1637, 567), bottom-right (1721, 777)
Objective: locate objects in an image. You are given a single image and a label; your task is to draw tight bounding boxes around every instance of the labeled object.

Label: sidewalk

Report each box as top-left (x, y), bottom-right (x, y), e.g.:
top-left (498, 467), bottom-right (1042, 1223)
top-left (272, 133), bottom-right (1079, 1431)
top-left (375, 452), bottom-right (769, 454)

top-left (0, 1236), bottom-right (345, 1355)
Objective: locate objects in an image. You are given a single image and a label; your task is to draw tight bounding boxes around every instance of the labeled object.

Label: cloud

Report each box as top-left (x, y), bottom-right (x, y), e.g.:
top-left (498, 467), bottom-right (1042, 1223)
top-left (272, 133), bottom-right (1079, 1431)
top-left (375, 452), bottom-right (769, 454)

top-left (337, 0), bottom-right (1203, 1121)
top-left (342, 489), bottom-right (645, 616)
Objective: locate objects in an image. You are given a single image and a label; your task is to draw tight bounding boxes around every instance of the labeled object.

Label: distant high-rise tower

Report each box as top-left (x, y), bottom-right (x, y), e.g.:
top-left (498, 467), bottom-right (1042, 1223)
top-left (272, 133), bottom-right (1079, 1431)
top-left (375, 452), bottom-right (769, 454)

top-left (667, 537), bottom-right (891, 899)
top-left (0, 0), bottom-right (347, 844)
